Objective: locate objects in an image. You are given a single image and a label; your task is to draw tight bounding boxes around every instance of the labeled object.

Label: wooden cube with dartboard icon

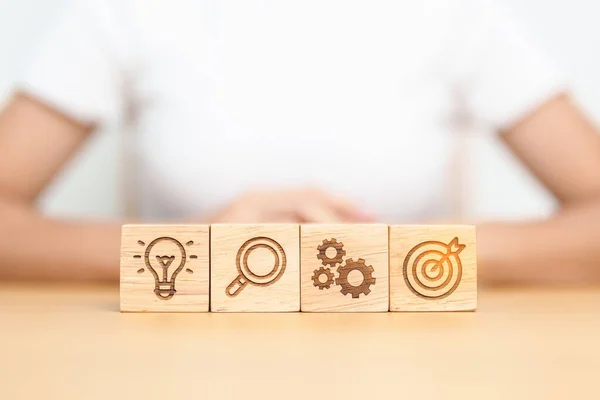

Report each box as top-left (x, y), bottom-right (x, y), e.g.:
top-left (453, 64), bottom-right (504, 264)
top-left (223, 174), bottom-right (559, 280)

top-left (211, 224), bottom-right (300, 312)
top-left (300, 224), bottom-right (389, 312)
top-left (389, 225), bottom-right (477, 311)
top-left (120, 225), bottom-right (210, 312)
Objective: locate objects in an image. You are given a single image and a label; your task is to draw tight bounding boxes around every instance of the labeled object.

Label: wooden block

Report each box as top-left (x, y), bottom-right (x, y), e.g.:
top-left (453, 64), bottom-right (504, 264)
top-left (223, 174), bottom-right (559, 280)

top-left (301, 224), bottom-right (389, 312)
top-left (120, 225), bottom-right (210, 312)
top-left (389, 225), bottom-right (477, 311)
top-left (210, 224), bottom-right (300, 312)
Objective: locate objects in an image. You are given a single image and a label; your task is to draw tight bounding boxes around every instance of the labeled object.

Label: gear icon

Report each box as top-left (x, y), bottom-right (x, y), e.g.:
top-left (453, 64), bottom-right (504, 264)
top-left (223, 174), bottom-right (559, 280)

top-left (317, 238), bottom-right (346, 267)
top-left (311, 267), bottom-right (335, 290)
top-left (335, 258), bottom-right (376, 298)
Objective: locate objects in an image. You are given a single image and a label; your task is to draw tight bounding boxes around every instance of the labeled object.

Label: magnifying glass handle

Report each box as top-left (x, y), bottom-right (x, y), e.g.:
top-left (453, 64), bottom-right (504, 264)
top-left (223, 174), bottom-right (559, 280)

top-left (226, 274), bottom-right (248, 297)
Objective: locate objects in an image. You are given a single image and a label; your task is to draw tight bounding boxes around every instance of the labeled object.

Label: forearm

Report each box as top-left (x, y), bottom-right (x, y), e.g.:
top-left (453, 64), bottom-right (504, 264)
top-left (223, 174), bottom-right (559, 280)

top-left (478, 199), bottom-right (600, 285)
top-left (0, 197), bottom-right (121, 282)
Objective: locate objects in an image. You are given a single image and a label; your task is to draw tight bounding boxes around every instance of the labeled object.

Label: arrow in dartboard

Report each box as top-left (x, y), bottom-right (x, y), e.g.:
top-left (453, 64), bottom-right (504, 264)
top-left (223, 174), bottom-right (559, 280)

top-left (430, 237), bottom-right (466, 272)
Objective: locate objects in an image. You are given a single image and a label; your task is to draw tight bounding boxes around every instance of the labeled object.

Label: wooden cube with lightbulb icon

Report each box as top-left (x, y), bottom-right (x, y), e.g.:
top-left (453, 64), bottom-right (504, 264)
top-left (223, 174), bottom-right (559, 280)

top-left (389, 225), bottom-right (477, 312)
top-left (300, 224), bottom-right (389, 312)
top-left (120, 225), bottom-right (210, 312)
top-left (210, 224), bottom-right (300, 312)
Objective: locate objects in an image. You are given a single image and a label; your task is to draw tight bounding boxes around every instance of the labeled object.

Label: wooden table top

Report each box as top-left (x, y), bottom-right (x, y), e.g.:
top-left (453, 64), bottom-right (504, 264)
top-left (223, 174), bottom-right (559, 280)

top-left (1, 283), bottom-right (599, 399)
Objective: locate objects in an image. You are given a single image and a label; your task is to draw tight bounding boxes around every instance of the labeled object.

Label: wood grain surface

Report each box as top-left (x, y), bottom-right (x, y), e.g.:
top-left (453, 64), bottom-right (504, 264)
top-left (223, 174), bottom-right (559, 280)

top-left (301, 224), bottom-right (388, 312)
top-left (390, 225), bottom-right (477, 311)
top-left (1, 283), bottom-right (598, 400)
top-left (210, 224), bottom-right (300, 312)
top-left (120, 224), bottom-right (210, 312)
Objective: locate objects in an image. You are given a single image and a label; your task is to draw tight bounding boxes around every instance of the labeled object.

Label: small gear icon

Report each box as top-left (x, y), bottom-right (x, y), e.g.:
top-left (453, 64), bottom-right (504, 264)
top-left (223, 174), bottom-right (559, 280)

top-left (311, 267), bottom-right (335, 290)
top-left (317, 238), bottom-right (346, 267)
top-left (335, 258), bottom-right (376, 298)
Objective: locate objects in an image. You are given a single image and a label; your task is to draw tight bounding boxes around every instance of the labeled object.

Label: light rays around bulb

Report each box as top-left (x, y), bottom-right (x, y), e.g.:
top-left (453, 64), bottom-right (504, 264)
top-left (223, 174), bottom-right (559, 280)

top-left (185, 241), bottom-right (196, 273)
top-left (132, 238), bottom-right (198, 279)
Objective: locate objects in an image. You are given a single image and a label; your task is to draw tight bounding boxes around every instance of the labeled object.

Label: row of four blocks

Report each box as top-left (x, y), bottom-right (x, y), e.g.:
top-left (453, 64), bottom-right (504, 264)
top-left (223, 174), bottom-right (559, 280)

top-left (120, 224), bottom-right (477, 312)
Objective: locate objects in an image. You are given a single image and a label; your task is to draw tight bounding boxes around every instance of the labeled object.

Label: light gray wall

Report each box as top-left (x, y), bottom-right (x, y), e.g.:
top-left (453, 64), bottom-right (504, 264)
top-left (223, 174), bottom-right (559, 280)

top-left (0, 0), bottom-right (598, 220)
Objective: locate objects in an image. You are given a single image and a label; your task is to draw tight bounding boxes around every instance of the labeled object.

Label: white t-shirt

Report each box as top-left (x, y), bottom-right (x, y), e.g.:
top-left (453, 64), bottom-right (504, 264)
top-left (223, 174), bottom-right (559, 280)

top-left (19, 0), bottom-right (562, 221)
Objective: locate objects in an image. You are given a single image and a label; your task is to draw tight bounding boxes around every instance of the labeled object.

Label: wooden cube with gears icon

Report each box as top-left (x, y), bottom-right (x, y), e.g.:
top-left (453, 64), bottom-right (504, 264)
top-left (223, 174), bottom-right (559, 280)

top-left (389, 225), bottom-right (477, 312)
top-left (210, 224), bottom-right (300, 312)
top-left (120, 225), bottom-right (210, 312)
top-left (300, 224), bottom-right (389, 312)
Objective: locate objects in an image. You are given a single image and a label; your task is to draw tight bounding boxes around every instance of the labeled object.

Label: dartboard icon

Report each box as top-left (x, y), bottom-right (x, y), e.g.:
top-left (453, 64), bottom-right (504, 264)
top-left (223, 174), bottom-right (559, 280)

top-left (403, 237), bottom-right (466, 300)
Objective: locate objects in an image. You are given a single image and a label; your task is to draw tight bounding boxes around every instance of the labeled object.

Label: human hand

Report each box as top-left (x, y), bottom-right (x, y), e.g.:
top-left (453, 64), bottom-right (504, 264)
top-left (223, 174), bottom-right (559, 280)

top-left (204, 188), bottom-right (375, 223)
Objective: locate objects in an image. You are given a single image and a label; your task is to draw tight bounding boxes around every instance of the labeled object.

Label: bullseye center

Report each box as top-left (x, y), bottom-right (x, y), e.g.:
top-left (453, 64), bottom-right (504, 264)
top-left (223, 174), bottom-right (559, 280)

top-left (423, 259), bottom-right (444, 281)
top-left (325, 247), bottom-right (337, 259)
top-left (347, 270), bottom-right (364, 286)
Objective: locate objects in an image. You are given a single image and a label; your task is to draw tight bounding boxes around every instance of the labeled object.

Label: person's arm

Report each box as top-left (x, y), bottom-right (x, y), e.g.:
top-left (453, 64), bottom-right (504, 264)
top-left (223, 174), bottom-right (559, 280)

top-left (0, 94), bottom-right (121, 281)
top-left (478, 94), bottom-right (600, 284)
top-left (0, 94), bottom-right (372, 282)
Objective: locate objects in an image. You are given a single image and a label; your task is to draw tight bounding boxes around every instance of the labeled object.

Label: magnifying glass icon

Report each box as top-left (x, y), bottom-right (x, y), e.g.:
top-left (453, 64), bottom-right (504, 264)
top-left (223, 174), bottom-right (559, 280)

top-left (226, 237), bottom-right (287, 297)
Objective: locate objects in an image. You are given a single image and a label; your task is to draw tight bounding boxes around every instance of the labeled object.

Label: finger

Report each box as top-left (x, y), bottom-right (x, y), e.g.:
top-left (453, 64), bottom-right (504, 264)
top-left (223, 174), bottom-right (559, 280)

top-left (225, 190), bottom-right (303, 223)
top-left (307, 188), bottom-right (376, 222)
top-left (295, 200), bottom-right (346, 223)
top-left (211, 205), bottom-right (262, 223)
top-left (278, 189), bottom-right (347, 222)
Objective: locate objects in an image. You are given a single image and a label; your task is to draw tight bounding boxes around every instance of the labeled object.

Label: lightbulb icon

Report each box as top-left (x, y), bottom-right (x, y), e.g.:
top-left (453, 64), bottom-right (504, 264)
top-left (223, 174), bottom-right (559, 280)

top-left (133, 237), bottom-right (196, 300)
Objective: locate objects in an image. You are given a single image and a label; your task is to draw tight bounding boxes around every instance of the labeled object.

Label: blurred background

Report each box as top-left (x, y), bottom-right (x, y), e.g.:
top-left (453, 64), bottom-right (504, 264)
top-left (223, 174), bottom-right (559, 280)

top-left (0, 0), bottom-right (598, 221)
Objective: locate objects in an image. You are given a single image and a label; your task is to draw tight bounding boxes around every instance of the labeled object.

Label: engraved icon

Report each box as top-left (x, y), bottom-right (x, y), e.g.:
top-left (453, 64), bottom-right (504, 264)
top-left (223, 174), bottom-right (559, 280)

top-left (403, 237), bottom-right (465, 299)
top-left (336, 258), bottom-right (376, 298)
top-left (313, 239), bottom-right (376, 298)
top-left (317, 238), bottom-right (346, 266)
top-left (312, 267), bottom-right (335, 290)
top-left (226, 237), bottom-right (287, 297)
top-left (133, 237), bottom-right (196, 300)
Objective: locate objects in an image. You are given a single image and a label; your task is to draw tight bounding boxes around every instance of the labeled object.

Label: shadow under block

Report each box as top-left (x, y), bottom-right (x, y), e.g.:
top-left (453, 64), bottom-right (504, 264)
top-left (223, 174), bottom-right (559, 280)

top-left (120, 225), bottom-right (210, 312)
top-left (301, 224), bottom-right (389, 312)
top-left (210, 224), bottom-right (300, 312)
top-left (389, 225), bottom-right (477, 312)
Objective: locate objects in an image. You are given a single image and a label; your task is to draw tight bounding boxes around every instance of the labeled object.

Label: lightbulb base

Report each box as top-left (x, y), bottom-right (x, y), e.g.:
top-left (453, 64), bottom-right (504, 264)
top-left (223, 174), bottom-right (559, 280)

top-left (154, 284), bottom-right (176, 300)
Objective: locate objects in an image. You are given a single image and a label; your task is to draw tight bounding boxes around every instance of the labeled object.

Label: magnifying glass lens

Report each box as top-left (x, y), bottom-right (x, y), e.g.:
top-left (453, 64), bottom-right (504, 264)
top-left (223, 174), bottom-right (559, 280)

top-left (242, 244), bottom-right (280, 281)
top-left (225, 237), bottom-right (287, 297)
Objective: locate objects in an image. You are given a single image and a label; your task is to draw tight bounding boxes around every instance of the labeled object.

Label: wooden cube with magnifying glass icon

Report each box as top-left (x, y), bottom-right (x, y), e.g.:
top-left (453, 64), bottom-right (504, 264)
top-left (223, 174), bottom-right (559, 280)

top-left (120, 225), bottom-right (210, 312)
top-left (300, 224), bottom-right (389, 312)
top-left (210, 224), bottom-right (300, 312)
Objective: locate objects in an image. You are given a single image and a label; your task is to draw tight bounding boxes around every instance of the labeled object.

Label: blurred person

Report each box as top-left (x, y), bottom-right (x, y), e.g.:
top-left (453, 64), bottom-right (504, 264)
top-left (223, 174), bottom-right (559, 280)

top-left (0, 0), bottom-right (599, 285)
